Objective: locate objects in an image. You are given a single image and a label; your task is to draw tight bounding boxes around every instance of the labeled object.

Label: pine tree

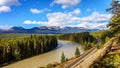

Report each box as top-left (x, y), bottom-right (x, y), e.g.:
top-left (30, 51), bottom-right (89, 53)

top-left (75, 47), bottom-right (80, 57)
top-left (61, 52), bottom-right (66, 63)
top-left (107, 0), bottom-right (120, 35)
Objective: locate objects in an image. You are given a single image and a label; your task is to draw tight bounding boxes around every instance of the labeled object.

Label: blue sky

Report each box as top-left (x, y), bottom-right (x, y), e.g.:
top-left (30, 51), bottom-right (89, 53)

top-left (0, 0), bottom-right (113, 30)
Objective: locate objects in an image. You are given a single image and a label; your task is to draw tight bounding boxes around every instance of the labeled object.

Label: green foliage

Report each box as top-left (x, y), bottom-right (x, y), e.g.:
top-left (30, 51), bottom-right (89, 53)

top-left (100, 30), bottom-right (113, 43)
top-left (92, 0), bottom-right (120, 49)
top-left (97, 42), bottom-right (103, 49)
top-left (75, 47), bottom-right (80, 57)
top-left (92, 30), bottom-right (114, 48)
top-left (0, 35), bottom-right (58, 65)
top-left (94, 53), bottom-right (120, 68)
top-left (84, 42), bottom-right (95, 50)
top-left (61, 52), bottom-right (66, 63)
top-left (58, 32), bottom-right (96, 44)
top-left (107, 0), bottom-right (120, 35)
top-left (58, 32), bottom-right (96, 50)
top-left (105, 36), bottom-right (110, 42)
top-left (0, 33), bottom-right (30, 38)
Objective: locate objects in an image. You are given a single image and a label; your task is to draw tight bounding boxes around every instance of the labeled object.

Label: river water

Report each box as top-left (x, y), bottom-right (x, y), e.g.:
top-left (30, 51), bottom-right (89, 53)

top-left (3, 40), bottom-right (84, 68)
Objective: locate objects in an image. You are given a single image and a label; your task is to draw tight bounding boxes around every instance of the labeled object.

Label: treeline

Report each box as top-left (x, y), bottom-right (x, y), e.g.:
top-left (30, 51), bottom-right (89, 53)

top-left (92, 30), bottom-right (115, 49)
top-left (57, 32), bottom-right (96, 50)
top-left (99, 30), bottom-right (114, 44)
top-left (0, 35), bottom-right (57, 65)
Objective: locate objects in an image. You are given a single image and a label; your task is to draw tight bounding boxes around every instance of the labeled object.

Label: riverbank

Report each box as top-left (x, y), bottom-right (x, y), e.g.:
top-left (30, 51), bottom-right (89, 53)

top-left (3, 40), bottom-right (84, 68)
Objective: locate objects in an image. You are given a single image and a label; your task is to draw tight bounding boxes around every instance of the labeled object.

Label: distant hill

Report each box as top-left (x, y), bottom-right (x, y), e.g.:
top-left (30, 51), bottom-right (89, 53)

top-left (0, 26), bottom-right (100, 34)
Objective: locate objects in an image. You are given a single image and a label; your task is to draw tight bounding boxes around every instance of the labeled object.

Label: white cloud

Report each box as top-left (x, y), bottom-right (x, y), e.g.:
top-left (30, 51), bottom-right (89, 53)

top-left (0, 0), bottom-right (20, 13)
top-left (24, 9), bottom-right (80, 27)
top-left (0, 0), bottom-right (20, 6)
top-left (51, 0), bottom-right (80, 9)
top-left (74, 12), bottom-right (112, 29)
top-left (30, 8), bottom-right (49, 14)
top-left (24, 12), bottom-right (73, 26)
top-left (0, 6), bottom-right (11, 13)
top-left (30, 8), bottom-right (41, 14)
top-left (72, 12), bottom-right (112, 29)
top-left (73, 12), bottom-right (112, 23)
top-left (73, 8), bottom-right (81, 15)
top-left (76, 22), bottom-right (108, 30)
top-left (24, 9), bottom-right (112, 30)
top-left (24, 20), bottom-right (42, 24)
top-left (0, 25), bottom-right (12, 30)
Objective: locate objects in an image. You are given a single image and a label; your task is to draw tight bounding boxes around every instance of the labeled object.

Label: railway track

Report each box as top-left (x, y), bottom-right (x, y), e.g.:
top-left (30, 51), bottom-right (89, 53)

top-left (64, 39), bottom-right (101, 68)
top-left (64, 46), bottom-right (97, 68)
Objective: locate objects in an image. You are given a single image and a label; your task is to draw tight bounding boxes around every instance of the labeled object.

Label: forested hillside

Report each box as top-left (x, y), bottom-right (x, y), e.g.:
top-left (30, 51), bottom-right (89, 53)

top-left (0, 35), bottom-right (57, 66)
top-left (57, 32), bottom-right (96, 50)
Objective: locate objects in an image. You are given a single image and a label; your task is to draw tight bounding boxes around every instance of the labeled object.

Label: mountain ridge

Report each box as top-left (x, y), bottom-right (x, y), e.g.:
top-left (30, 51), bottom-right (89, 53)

top-left (0, 26), bottom-right (100, 34)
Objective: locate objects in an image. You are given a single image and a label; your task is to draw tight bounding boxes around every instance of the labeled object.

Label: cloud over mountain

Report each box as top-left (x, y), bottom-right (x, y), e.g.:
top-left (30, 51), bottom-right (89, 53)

top-left (0, 25), bottom-right (12, 30)
top-left (24, 8), bottom-right (111, 30)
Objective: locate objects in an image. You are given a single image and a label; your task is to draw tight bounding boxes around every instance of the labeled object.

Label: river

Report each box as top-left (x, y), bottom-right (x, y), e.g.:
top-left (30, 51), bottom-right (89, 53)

top-left (3, 40), bottom-right (84, 68)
